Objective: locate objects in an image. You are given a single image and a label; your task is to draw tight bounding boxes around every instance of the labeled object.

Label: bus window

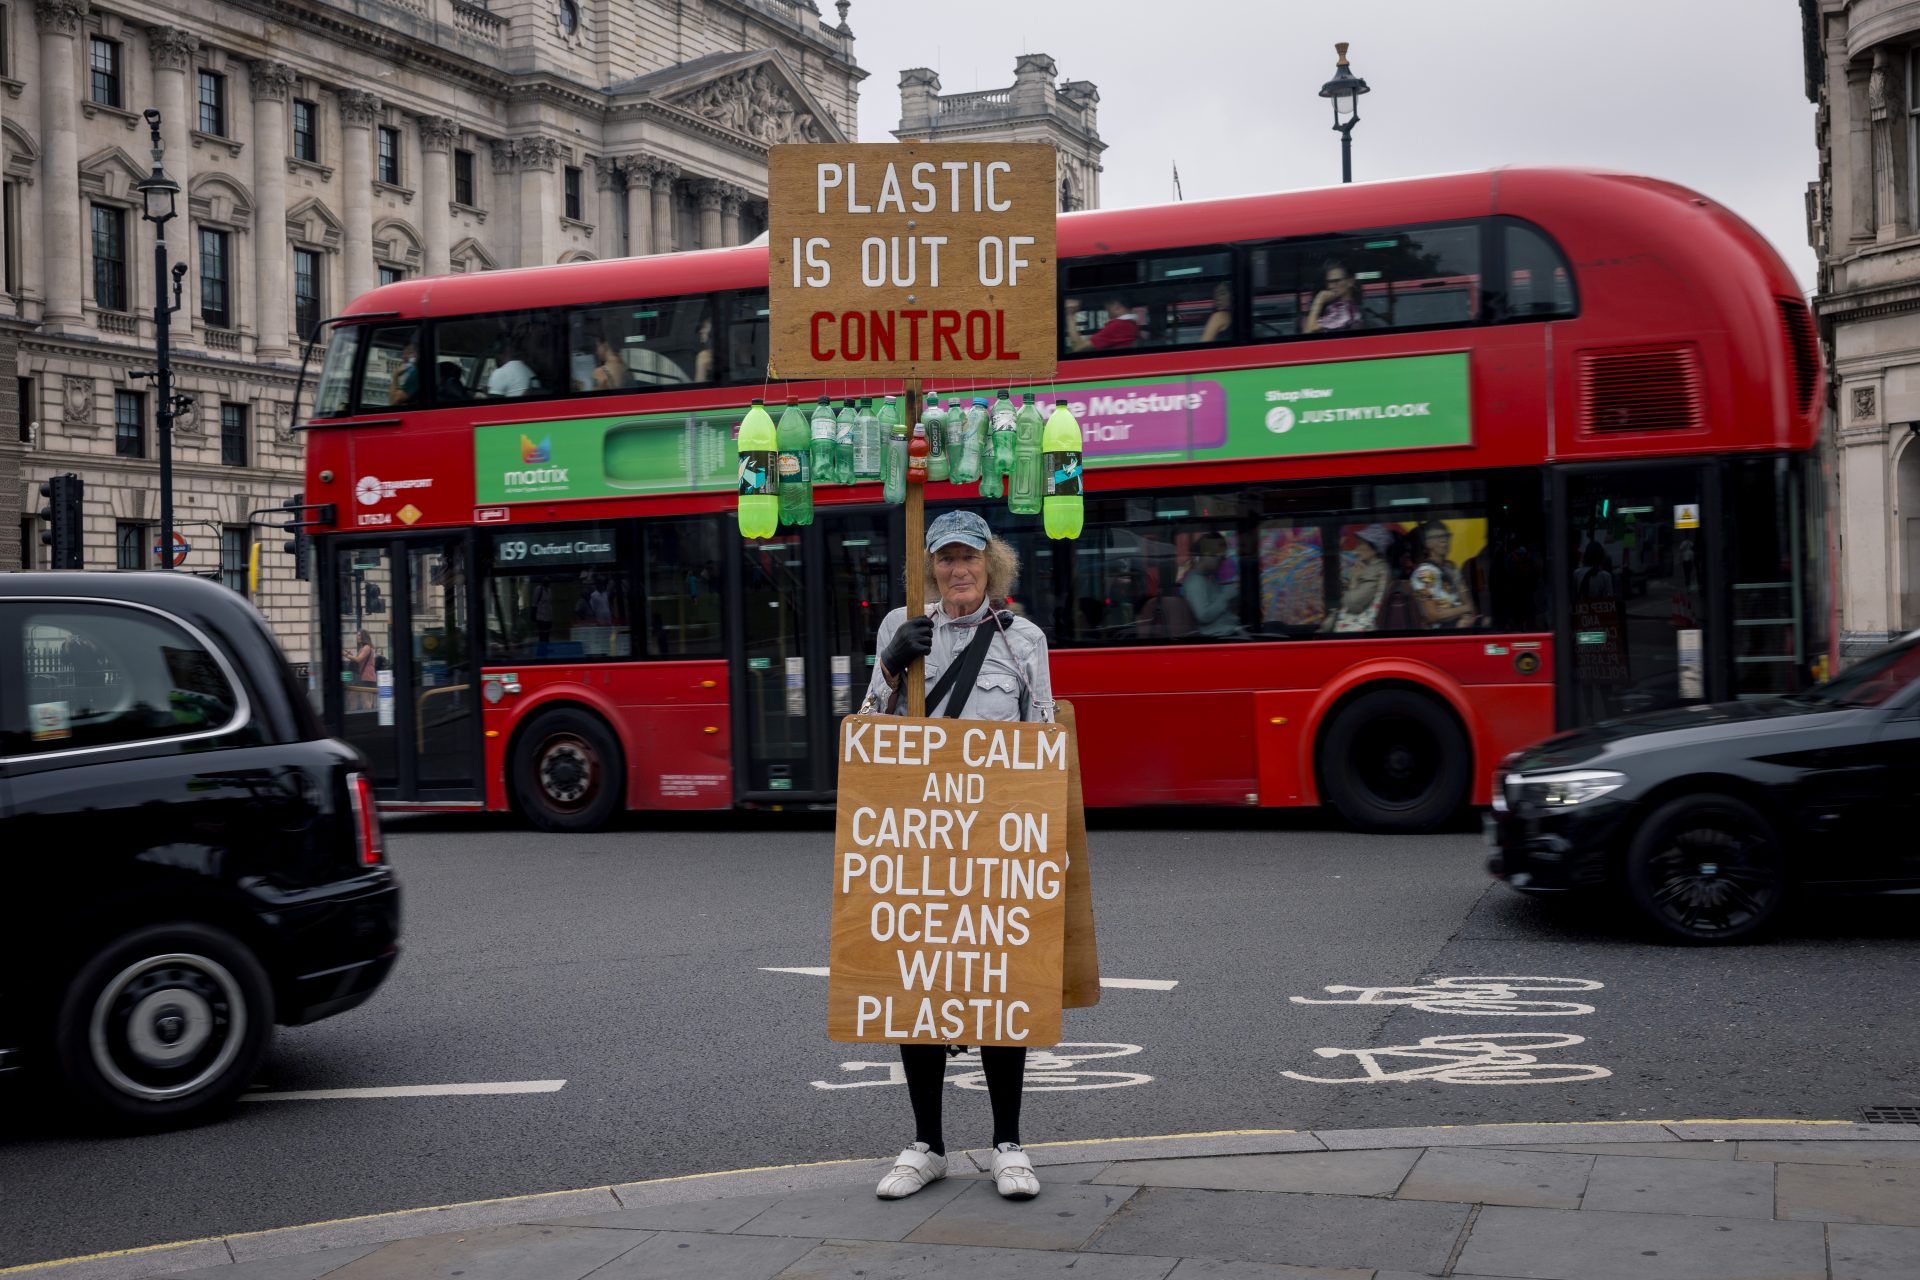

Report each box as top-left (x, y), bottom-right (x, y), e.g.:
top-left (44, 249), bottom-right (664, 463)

top-left (483, 522), bottom-right (632, 662)
top-left (571, 296), bottom-right (712, 390)
top-left (1502, 222), bottom-right (1576, 319)
top-left (725, 290), bottom-right (770, 383)
top-left (1259, 223), bottom-right (1481, 337)
top-left (357, 325), bottom-right (421, 414)
top-left (1260, 523), bottom-right (1327, 632)
top-left (312, 325), bottom-right (361, 418)
top-left (1060, 250), bottom-right (1232, 357)
top-left (643, 517), bottom-right (724, 657)
top-left (434, 311), bottom-right (562, 402)
top-left (1068, 492), bottom-right (1255, 643)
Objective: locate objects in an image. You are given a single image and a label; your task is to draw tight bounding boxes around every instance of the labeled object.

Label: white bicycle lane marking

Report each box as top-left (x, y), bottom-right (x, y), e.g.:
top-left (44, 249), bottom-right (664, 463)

top-left (1290, 976), bottom-right (1603, 1017)
top-left (763, 966), bottom-right (1177, 992)
top-left (813, 1043), bottom-right (1153, 1092)
top-left (244, 1080), bottom-right (567, 1101)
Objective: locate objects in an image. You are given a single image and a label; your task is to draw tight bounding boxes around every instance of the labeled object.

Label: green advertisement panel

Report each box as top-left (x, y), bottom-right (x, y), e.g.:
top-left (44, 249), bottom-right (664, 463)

top-left (473, 353), bottom-right (1470, 505)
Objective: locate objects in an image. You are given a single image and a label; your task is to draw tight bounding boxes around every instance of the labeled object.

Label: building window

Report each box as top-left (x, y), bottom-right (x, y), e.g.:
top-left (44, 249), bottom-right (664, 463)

top-left (114, 390), bottom-right (145, 458)
top-left (292, 99), bottom-right (318, 162)
top-left (91, 204), bottom-right (127, 311)
top-left (2, 180), bottom-right (18, 297)
top-left (220, 402), bottom-right (247, 467)
top-left (293, 247), bottom-right (322, 340)
top-left (89, 37), bottom-right (120, 108)
top-left (0, 5), bottom-right (11, 79)
top-left (116, 521), bottom-right (147, 570)
top-left (17, 377), bottom-right (32, 443)
top-left (197, 70), bottom-right (225, 136)
top-left (377, 125), bottom-right (401, 185)
top-left (1909, 49), bottom-right (1920, 229)
top-left (564, 165), bottom-right (583, 221)
top-left (199, 228), bottom-right (230, 328)
top-left (454, 149), bottom-right (475, 205)
top-left (220, 526), bottom-right (249, 595)
top-left (378, 265), bottom-right (404, 287)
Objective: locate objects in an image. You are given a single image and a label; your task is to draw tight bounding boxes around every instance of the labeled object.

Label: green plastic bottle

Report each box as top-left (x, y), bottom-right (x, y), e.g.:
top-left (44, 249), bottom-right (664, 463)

top-left (924, 397), bottom-right (950, 483)
top-left (777, 399), bottom-right (812, 527)
top-left (980, 390), bottom-right (1015, 499)
top-left (1042, 402), bottom-right (1085, 539)
top-left (736, 399), bottom-right (779, 539)
top-left (1008, 393), bottom-right (1044, 515)
top-left (810, 396), bottom-right (837, 489)
top-left (834, 399), bottom-right (857, 485)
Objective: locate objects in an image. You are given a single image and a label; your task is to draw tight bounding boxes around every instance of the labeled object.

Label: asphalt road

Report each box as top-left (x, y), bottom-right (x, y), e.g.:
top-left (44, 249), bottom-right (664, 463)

top-left (3, 812), bottom-right (1918, 1267)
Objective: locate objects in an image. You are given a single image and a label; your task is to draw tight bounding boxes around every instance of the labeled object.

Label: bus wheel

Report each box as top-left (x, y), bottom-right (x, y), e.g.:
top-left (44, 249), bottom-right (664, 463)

top-left (513, 709), bottom-right (623, 833)
top-left (1319, 688), bottom-right (1470, 833)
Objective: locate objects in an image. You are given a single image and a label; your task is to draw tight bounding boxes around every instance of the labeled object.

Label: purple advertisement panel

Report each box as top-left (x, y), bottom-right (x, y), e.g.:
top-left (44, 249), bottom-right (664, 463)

top-left (1052, 380), bottom-right (1227, 463)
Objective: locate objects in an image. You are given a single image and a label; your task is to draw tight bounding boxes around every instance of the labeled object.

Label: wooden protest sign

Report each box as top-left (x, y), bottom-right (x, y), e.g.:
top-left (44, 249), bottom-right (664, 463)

top-left (768, 142), bottom-right (1058, 379)
top-left (829, 714), bottom-right (1071, 1046)
top-left (1056, 700), bottom-right (1100, 1009)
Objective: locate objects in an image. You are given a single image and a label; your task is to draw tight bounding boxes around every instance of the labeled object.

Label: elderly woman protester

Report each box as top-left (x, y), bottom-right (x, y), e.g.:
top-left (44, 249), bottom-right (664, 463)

top-left (859, 509), bottom-right (1054, 1203)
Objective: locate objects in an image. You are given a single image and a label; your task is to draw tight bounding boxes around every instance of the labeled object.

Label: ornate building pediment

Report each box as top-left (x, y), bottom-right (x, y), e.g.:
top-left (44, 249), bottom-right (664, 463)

top-left (286, 196), bottom-right (344, 250)
top-left (610, 51), bottom-right (847, 149)
top-left (77, 146), bottom-right (148, 202)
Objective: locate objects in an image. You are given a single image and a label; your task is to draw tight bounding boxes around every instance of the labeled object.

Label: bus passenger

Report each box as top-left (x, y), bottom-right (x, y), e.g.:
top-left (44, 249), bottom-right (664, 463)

top-left (1410, 520), bottom-right (1480, 629)
top-left (389, 342), bottom-right (420, 405)
top-left (435, 362), bottom-right (469, 402)
top-left (592, 336), bottom-right (635, 390)
top-left (860, 509), bottom-right (1051, 1205)
top-left (1200, 283), bottom-right (1233, 343)
top-left (1326, 524), bottom-right (1393, 631)
top-left (1063, 295), bottom-right (1141, 352)
top-left (486, 341), bottom-right (543, 398)
top-left (1180, 532), bottom-right (1242, 637)
top-left (1305, 261), bottom-right (1367, 333)
top-left (692, 313), bottom-right (716, 383)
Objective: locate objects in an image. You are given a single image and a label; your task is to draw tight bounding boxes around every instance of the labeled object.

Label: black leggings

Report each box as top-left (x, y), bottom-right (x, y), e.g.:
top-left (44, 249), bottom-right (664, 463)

top-left (899, 1045), bottom-right (1026, 1154)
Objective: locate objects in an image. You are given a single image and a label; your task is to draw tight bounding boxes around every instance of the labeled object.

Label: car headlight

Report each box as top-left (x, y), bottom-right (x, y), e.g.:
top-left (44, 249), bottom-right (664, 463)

top-left (1506, 769), bottom-right (1627, 809)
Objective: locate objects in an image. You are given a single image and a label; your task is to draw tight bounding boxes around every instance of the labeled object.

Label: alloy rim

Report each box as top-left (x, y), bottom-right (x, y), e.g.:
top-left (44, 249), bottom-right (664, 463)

top-left (538, 735), bottom-right (596, 809)
top-left (89, 952), bottom-right (246, 1102)
top-left (1646, 821), bottom-right (1780, 935)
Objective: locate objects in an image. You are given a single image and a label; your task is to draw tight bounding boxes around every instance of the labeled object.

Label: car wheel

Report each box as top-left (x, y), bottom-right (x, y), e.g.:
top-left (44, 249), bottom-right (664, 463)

top-left (1625, 793), bottom-right (1787, 944)
top-left (54, 921), bottom-right (274, 1128)
top-left (1319, 688), bottom-right (1471, 833)
top-left (513, 708), bottom-right (624, 832)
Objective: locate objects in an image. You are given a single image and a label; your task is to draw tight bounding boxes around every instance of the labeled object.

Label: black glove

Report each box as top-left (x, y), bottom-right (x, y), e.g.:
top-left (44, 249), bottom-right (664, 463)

top-left (881, 614), bottom-right (934, 682)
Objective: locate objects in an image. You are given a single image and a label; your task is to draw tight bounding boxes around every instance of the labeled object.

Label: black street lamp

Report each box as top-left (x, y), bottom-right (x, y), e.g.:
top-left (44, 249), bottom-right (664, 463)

top-left (1317, 42), bottom-right (1371, 185)
top-left (132, 108), bottom-right (191, 570)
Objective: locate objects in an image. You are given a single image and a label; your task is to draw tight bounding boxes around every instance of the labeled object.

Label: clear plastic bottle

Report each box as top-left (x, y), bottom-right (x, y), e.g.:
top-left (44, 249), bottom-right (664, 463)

top-left (1008, 393), bottom-right (1044, 516)
top-left (776, 399), bottom-right (812, 527)
top-left (850, 399), bottom-right (877, 480)
top-left (882, 413), bottom-right (908, 504)
top-left (835, 399), bottom-right (858, 485)
top-left (1042, 402), bottom-right (1085, 539)
top-left (923, 397), bottom-right (950, 483)
top-left (810, 396), bottom-right (837, 489)
top-left (953, 396), bottom-right (988, 484)
top-left (736, 399), bottom-right (779, 539)
top-left (980, 390), bottom-right (1016, 500)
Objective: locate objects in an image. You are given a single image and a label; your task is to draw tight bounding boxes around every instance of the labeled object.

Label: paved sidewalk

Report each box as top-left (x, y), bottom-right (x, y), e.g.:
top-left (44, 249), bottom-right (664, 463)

top-left (13, 1121), bottom-right (1920, 1280)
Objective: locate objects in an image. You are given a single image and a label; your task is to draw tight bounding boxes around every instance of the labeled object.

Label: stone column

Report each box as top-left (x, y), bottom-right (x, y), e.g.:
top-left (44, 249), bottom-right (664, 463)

top-left (648, 160), bottom-right (679, 255)
top-left (35, 0), bottom-right (87, 327)
top-left (621, 158), bottom-right (652, 258)
top-left (1847, 62), bottom-right (1875, 242)
top-left (338, 90), bottom-right (381, 307)
top-left (418, 116), bottom-right (457, 275)
top-left (517, 136), bottom-right (560, 267)
top-left (719, 184), bottom-right (744, 247)
top-left (249, 60), bottom-right (295, 359)
top-left (1868, 49), bottom-right (1909, 243)
top-left (592, 157), bottom-right (621, 257)
top-left (695, 179), bottom-right (724, 250)
top-left (148, 25), bottom-right (198, 340)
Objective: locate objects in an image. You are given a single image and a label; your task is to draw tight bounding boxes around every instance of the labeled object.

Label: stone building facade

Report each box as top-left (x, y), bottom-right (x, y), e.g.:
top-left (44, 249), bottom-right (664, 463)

top-left (1802, 0), bottom-right (1920, 655)
top-left (1, 0), bottom-right (866, 661)
top-left (895, 54), bottom-right (1104, 212)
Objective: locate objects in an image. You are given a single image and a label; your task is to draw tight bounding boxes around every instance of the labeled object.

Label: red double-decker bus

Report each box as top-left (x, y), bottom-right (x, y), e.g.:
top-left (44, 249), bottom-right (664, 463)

top-left (299, 167), bottom-right (1825, 833)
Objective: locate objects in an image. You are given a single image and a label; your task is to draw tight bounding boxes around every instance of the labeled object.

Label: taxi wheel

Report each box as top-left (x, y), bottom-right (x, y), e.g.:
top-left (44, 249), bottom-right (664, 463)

top-left (54, 921), bottom-right (274, 1129)
top-left (1319, 688), bottom-right (1470, 833)
top-left (1625, 793), bottom-right (1786, 944)
top-left (513, 708), bottom-right (624, 833)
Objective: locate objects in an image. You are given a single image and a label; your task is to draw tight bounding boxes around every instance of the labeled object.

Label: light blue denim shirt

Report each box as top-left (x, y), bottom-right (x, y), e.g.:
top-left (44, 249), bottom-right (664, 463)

top-left (863, 602), bottom-right (1055, 723)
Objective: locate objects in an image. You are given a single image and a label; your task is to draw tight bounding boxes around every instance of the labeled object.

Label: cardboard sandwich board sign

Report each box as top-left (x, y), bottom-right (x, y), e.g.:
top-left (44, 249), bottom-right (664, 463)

top-left (828, 713), bottom-right (1074, 1046)
top-left (768, 141), bottom-right (1059, 380)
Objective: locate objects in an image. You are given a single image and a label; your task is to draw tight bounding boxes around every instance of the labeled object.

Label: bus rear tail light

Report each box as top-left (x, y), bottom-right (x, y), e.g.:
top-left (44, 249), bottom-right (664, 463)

top-left (348, 771), bottom-right (385, 866)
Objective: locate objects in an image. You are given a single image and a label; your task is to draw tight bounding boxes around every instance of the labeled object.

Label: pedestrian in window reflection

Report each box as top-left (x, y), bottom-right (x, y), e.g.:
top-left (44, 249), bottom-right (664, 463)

top-left (1410, 521), bottom-right (1480, 628)
top-left (348, 629), bottom-right (377, 712)
top-left (859, 509), bottom-right (1052, 1204)
top-left (1305, 261), bottom-right (1366, 333)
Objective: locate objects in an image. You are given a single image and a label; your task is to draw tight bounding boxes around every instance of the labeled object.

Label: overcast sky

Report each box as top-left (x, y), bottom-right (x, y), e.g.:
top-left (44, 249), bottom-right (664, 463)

top-left (851, 0), bottom-right (1819, 290)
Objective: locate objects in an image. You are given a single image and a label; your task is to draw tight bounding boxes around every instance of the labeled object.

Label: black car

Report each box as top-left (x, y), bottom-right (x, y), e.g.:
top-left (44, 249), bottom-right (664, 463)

top-left (0, 573), bottom-right (400, 1126)
top-left (1488, 631), bottom-right (1920, 943)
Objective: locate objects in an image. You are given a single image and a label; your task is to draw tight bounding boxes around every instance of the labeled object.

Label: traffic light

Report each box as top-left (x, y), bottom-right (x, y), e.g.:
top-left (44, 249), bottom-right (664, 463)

top-left (363, 580), bottom-right (385, 615)
top-left (281, 492), bottom-right (311, 581)
top-left (37, 473), bottom-right (83, 569)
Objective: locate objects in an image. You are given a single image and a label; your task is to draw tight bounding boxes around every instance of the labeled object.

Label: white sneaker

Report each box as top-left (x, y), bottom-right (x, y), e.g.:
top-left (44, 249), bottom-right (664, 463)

top-left (992, 1142), bottom-right (1040, 1199)
top-left (876, 1142), bottom-right (948, 1199)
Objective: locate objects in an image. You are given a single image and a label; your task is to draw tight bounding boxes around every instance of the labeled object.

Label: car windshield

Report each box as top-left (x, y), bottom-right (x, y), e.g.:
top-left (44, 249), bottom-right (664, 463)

top-left (1796, 634), bottom-right (1920, 708)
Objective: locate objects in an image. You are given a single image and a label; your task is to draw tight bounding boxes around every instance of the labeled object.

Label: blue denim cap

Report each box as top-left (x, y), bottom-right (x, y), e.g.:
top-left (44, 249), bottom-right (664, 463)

top-left (926, 509), bottom-right (990, 552)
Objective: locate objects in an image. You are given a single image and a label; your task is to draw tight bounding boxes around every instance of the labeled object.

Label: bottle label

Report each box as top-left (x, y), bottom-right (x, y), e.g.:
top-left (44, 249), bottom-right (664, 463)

top-left (812, 419), bottom-right (836, 442)
top-left (738, 450), bottom-right (778, 496)
top-left (1044, 451), bottom-right (1084, 497)
top-left (778, 451), bottom-right (807, 481)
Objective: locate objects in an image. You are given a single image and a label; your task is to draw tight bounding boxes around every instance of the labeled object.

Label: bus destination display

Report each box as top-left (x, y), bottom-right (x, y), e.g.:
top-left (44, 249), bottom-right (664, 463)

top-left (768, 142), bottom-right (1058, 379)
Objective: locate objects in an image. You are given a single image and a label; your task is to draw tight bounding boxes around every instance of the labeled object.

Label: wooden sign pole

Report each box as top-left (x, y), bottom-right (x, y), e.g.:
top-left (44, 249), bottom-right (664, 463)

top-left (903, 376), bottom-right (925, 716)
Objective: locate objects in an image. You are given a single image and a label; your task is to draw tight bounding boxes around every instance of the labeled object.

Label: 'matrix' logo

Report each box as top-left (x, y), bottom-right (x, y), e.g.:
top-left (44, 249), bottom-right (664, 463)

top-left (521, 434), bottom-right (551, 464)
top-left (505, 435), bottom-right (568, 487)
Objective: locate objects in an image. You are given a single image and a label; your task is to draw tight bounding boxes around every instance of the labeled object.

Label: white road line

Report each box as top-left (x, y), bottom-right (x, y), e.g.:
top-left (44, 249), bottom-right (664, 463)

top-left (243, 1080), bottom-right (567, 1102)
top-left (761, 966), bottom-right (1177, 991)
